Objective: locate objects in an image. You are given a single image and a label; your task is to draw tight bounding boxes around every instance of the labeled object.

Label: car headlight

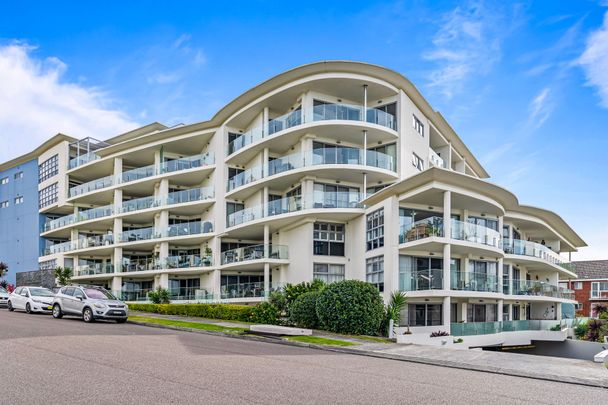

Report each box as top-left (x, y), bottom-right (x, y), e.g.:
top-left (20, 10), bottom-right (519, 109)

top-left (124, 304), bottom-right (129, 310)
top-left (93, 303), bottom-right (107, 309)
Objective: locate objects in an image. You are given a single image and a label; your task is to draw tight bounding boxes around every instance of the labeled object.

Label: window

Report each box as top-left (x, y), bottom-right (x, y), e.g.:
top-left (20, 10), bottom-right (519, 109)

top-left (413, 115), bottom-right (424, 136)
top-left (0, 201), bottom-right (7, 208)
top-left (591, 282), bottom-right (608, 298)
top-left (366, 208), bottom-right (384, 250)
top-left (407, 304), bottom-right (442, 326)
top-left (574, 281), bottom-right (583, 290)
top-left (412, 153), bottom-right (424, 171)
top-left (313, 222), bottom-right (345, 256)
top-left (14, 196), bottom-right (23, 205)
top-left (39, 154), bottom-right (59, 183)
top-left (313, 263), bottom-right (345, 283)
top-left (366, 256), bottom-right (384, 292)
top-left (312, 183), bottom-right (359, 208)
top-left (39, 183), bottom-right (58, 208)
top-left (39, 259), bottom-right (57, 270)
top-left (14, 171), bottom-right (23, 180)
top-left (0, 177), bottom-right (7, 185)
top-left (399, 255), bottom-right (443, 291)
top-left (368, 143), bottom-right (396, 171)
top-left (468, 216), bottom-right (499, 231)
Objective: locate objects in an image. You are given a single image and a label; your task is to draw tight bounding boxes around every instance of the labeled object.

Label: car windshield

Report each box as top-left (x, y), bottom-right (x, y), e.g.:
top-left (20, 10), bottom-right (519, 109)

top-left (29, 288), bottom-right (55, 297)
top-left (0, 287), bottom-right (7, 294)
top-left (84, 288), bottom-right (116, 300)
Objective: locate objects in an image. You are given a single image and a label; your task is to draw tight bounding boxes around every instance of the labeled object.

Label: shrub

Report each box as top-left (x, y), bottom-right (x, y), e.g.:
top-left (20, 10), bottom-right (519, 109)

top-left (284, 280), bottom-right (325, 309)
top-left (268, 290), bottom-right (288, 315)
top-left (549, 324), bottom-right (562, 331)
top-left (127, 303), bottom-right (255, 322)
top-left (454, 338), bottom-right (464, 344)
top-left (249, 301), bottom-right (279, 325)
top-left (148, 287), bottom-right (171, 304)
top-left (381, 291), bottom-right (407, 337)
top-left (585, 319), bottom-right (605, 342)
top-left (290, 291), bottom-right (321, 329)
top-left (574, 322), bottom-right (588, 339)
top-left (316, 280), bottom-right (384, 335)
top-left (430, 331), bottom-right (450, 337)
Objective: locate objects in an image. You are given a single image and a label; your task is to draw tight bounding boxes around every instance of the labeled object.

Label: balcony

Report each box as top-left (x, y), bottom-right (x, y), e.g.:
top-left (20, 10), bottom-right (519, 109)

top-left (503, 239), bottom-right (570, 269)
top-left (118, 221), bottom-right (214, 244)
top-left (44, 204), bottom-right (114, 232)
top-left (510, 280), bottom-right (574, 299)
top-left (68, 153), bottom-right (214, 198)
top-left (451, 271), bottom-right (499, 292)
top-left (451, 220), bottom-right (501, 249)
top-left (227, 102), bottom-right (397, 156)
top-left (220, 282), bottom-right (284, 300)
top-left (399, 269), bottom-right (443, 291)
top-left (451, 320), bottom-right (563, 336)
top-left (428, 149), bottom-right (446, 168)
top-left (399, 217), bottom-right (444, 243)
top-left (221, 244), bottom-right (289, 265)
top-left (226, 148), bottom-right (395, 193)
top-left (75, 263), bottom-right (115, 276)
top-left (118, 288), bottom-right (153, 302)
top-left (226, 192), bottom-right (364, 228)
top-left (68, 151), bottom-right (101, 170)
top-left (165, 254), bottom-right (212, 268)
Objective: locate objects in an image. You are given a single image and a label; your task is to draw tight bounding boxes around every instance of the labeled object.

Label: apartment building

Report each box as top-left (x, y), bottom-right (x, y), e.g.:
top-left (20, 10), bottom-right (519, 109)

top-left (560, 260), bottom-right (608, 317)
top-left (5, 61), bottom-right (586, 346)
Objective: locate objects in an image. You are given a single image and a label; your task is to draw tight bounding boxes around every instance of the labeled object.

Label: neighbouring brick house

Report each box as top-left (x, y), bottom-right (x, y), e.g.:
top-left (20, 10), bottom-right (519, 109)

top-left (560, 260), bottom-right (608, 317)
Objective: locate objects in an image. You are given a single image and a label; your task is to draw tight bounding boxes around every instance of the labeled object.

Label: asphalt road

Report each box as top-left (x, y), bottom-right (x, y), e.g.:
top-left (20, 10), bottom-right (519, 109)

top-left (0, 310), bottom-right (605, 405)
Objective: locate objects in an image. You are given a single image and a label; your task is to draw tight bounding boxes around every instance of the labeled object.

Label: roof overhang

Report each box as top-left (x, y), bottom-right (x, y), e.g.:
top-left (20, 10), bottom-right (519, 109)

top-left (0, 133), bottom-right (77, 171)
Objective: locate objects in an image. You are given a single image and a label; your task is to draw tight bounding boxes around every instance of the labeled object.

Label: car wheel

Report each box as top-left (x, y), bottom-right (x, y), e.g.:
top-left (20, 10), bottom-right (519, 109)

top-left (82, 307), bottom-right (94, 323)
top-left (25, 303), bottom-right (32, 314)
top-left (52, 304), bottom-right (63, 319)
top-left (116, 319), bottom-right (127, 324)
top-left (7, 301), bottom-right (14, 311)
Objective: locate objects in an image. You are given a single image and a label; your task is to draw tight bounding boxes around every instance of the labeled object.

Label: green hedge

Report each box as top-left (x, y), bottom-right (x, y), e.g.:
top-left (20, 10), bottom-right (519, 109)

top-left (290, 291), bottom-right (321, 329)
top-left (128, 303), bottom-right (255, 322)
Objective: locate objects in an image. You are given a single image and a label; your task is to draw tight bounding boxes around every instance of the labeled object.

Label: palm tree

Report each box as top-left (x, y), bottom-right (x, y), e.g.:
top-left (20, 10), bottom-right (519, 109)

top-left (54, 266), bottom-right (73, 287)
top-left (0, 262), bottom-right (8, 278)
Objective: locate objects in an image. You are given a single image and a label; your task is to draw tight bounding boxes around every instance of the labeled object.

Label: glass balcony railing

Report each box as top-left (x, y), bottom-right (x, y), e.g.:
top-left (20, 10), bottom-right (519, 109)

top-left (165, 254), bottom-right (212, 268)
top-left (44, 204), bottom-right (114, 232)
top-left (221, 244), bottom-right (289, 265)
top-left (119, 196), bottom-right (162, 214)
top-left (47, 240), bottom-right (77, 255)
top-left (68, 152), bottom-right (100, 169)
top-left (166, 221), bottom-right (214, 237)
top-left (428, 149), bottom-right (446, 168)
top-left (227, 192), bottom-right (364, 228)
top-left (451, 320), bottom-right (564, 336)
top-left (451, 271), bottom-right (499, 292)
top-left (399, 269), bottom-right (443, 291)
top-left (509, 279), bottom-right (574, 299)
top-left (227, 104), bottom-right (397, 156)
top-left (121, 258), bottom-right (161, 273)
top-left (168, 286), bottom-right (212, 301)
top-left (69, 175), bottom-right (114, 197)
top-left (451, 220), bottom-right (501, 249)
top-left (166, 187), bottom-right (214, 205)
top-left (69, 153), bottom-right (214, 198)
top-left (75, 234), bottom-right (114, 250)
top-left (502, 239), bottom-right (569, 268)
top-left (399, 217), bottom-right (444, 243)
top-left (226, 148), bottom-right (394, 193)
top-left (119, 227), bottom-right (158, 243)
top-left (160, 153), bottom-right (214, 173)
top-left (75, 263), bottom-right (115, 276)
top-left (220, 282), bottom-right (284, 300)
top-left (118, 288), bottom-right (153, 302)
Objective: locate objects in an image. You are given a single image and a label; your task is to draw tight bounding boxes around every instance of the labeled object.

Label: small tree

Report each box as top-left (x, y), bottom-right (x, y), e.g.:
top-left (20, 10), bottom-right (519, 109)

top-left (148, 287), bottom-right (171, 304)
top-left (54, 266), bottom-right (73, 286)
top-left (382, 291), bottom-right (408, 336)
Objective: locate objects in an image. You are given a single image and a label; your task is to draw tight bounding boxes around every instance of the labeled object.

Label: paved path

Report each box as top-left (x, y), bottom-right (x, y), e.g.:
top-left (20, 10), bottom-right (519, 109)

top-left (1, 310), bottom-right (606, 404)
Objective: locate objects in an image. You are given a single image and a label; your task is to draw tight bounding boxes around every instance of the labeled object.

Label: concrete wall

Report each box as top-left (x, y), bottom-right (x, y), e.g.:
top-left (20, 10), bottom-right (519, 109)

top-left (0, 158), bottom-right (41, 284)
top-left (501, 339), bottom-right (607, 361)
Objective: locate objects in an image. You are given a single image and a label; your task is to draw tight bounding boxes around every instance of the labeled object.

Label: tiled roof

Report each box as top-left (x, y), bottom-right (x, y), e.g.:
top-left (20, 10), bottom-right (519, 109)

top-left (572, 260), bottom-right (608, 279)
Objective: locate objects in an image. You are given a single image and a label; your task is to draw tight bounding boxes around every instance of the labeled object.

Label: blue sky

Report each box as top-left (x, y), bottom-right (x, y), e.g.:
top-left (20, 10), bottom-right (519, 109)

top-left (0, 0), bottom-right (607, 264)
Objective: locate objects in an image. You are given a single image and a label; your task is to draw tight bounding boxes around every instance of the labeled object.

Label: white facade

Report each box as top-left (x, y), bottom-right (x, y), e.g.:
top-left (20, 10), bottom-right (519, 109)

top-left (34, 61), bottom-right (586, 345)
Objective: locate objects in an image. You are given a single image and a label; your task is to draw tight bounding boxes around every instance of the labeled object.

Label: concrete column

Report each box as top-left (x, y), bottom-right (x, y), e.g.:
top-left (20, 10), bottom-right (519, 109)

top-left (154, 150), bottom-right (161, 172)
top-left (113, 157), bottom-right (123, 177)
top-left (443, 296), bottom-right (451, 333)
top-left (158, 178), bottom-right (169, 203)
top-left (159, 273), bottom-right (169, 289)
top-left (264, 225), bottom-right (270, 258)
top-left (443, 190), bottom-right (451, 239)
top-left (263, 148), bottom-right (269, 177)
top-left (264, 263), bottom-right (270, 298)
top-left (263, 186), bottom-right (269, 216)
top-left (556, 302), bottom-right (562, 321)
top-left (263, 107), bottom-right (269, 136)
top-left (113, 247), bottom-right (122, 273)
top-left (111, 276), bottom-right (122, 296)
top-left (159, 242), bottom-right (169, 263)
top-left (508, 303), bottom-right (513, 321)
top-left (212, 269), bottom-right (221, 298)
top-left (461, 302), bottom-right (468, 322)
top-left (498, 299), bottom-right (504, 321)
top-left (497, 258), bottom-right (504, 293)
top-left (443, 243), bottom-right (451, 291)
top-left (508, 264), bottom-right (513, 295)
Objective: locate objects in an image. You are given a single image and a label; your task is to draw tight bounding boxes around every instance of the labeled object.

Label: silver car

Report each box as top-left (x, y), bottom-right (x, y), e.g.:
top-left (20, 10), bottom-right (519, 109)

top-left (0, 286), bottom-right (9, 307)
top-left (52, 285), bottom-right (128, 323)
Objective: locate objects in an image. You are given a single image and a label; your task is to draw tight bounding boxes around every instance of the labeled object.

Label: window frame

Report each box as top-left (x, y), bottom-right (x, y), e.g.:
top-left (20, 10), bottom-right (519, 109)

top-left (313, 263), bottom-right (345, 283)
top-left (39, 183), bottom-right (58, 209)
top-left (366, 208), bottom-right (384, 251)
top-left (412, 153), bottom-right (424, 171)
top-left (366, 255), bottom-right (384, 292)
top-left (38, 154), bottom-right (59, 183)
top-left (313, 222), bottom-right (345, 256)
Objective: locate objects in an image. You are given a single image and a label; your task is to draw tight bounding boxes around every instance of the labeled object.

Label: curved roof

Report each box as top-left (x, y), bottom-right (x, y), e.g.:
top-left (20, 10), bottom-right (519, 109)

top-left (363, 167), bottom-right (586, 250)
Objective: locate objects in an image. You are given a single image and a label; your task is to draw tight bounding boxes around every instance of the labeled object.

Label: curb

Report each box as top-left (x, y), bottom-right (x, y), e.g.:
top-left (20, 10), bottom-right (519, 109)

top-left (128, 320), bottom-right (608, 389)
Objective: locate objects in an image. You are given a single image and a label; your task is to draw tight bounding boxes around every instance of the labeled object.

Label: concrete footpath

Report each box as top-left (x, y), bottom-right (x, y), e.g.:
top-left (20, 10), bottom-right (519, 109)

top-left (129, 311), bottom-right (608, 388)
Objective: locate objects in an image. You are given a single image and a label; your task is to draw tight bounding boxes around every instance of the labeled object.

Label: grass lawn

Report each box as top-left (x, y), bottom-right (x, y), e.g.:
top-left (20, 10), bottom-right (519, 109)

top-left (284, 335), bottom-right (358, 346)
top-left (129, 316), bottom-right (247, 334)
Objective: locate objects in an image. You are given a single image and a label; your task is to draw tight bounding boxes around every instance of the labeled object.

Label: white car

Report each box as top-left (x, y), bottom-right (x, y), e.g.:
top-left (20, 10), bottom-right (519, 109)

top-left (0, 287), bottom-right (8, 307)
top-left (8, 286), bottom-right (55, 314)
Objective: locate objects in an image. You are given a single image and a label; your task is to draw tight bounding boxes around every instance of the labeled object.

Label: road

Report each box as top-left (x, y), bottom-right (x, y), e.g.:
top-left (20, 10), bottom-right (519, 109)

top-left (0, 310), bottom-right (605, 404)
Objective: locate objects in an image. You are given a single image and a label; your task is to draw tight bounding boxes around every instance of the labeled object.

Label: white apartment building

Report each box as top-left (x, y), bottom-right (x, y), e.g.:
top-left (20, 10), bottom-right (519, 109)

top-left (31, 61), bottom-right (585, 347)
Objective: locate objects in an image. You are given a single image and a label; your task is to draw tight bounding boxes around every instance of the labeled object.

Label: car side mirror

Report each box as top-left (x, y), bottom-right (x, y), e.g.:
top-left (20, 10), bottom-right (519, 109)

top-left (77, 296), bottom-right (83, 301)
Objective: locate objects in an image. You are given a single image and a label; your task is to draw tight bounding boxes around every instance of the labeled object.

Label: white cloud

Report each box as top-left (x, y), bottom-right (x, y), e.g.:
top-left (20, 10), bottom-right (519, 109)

top-left (578, 12), bottom-right (608, 108)
top-left (527, 87), bottom-right (554, 130)
top-left (0, 43), bottom-right (138, 162)
top-left (423, 1), bottom-right (519, 99)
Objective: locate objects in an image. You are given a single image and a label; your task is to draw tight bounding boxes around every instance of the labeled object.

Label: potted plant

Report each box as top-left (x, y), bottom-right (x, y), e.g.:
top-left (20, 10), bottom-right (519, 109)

top-left (203, 245), bottom-right (212, 266)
